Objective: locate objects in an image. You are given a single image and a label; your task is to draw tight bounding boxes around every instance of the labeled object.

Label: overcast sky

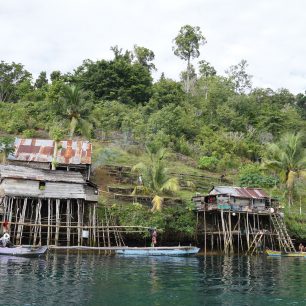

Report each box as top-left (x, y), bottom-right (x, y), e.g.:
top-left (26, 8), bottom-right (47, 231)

top-left (1, 0), bottom-right (305, 94)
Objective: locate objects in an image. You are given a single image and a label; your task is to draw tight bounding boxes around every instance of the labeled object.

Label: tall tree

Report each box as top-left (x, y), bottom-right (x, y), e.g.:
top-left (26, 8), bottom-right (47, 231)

top-left (263, 132), bottom-right (306, 206)
top-left (133, 45), bottom-right (156, 72)
top-left (34, 71), bottom-right (48, 89)
top-left (132, 147), bottom-right (180, 211)
top-left (173, 25), bottom-right (206, 93)
top-left (72, 48), bottom-right (153, 104)
top-left (225, 59), bottom-right (252, 94)
top-left (0, 61), bottom-right (32, 102)
top-left (50, 70), bottom-right (62, 83)
top-left (198, 60), bottom-right (216, 78)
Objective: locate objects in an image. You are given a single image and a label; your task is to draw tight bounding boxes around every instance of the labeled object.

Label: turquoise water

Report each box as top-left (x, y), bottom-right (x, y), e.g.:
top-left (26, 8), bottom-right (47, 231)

top-left (0, 253), bottom-right (305, 305)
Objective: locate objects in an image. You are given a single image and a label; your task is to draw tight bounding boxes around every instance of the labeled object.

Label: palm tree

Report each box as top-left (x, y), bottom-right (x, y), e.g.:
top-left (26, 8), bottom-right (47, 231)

top-left (61, 85), bottom-right (92, 138)
top-left (132, 147), bottom-right (180, 212)
top-left (263, 132), bottom-right (306, 206)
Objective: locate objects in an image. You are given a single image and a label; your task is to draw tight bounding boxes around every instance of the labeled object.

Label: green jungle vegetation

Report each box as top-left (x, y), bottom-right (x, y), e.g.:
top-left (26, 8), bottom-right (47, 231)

top-left (0, 25), bottom-right (306, 240)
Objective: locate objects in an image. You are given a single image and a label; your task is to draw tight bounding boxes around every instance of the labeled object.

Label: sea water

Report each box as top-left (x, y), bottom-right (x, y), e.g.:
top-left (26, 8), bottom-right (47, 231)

top-left (0, 253), bottom-right (305, 305)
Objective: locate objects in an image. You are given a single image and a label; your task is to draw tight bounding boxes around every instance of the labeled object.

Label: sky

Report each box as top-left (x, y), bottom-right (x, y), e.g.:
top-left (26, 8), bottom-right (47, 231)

top-left (0, 0), bottom-right (305, 94)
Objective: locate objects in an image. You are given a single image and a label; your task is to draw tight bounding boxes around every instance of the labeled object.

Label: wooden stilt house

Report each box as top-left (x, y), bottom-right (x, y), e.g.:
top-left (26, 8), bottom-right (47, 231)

top-left (0, 164), bottom-right (98, 246)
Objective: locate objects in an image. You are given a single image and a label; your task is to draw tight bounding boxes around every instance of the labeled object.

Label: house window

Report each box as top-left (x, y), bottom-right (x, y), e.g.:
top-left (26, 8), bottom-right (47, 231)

top-left (39, 181), bottom-right (46, 190)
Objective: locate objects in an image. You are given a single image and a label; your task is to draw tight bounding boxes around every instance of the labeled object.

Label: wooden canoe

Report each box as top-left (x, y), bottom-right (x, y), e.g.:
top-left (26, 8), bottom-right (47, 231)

top-left (115, 246), bottom-right (200, 256)
top-left (282, 252), bottom-right (306, 257)
top-left (0, 246), bottom-right (48, 257)
top-left (265, 249), bottom-right (282, 256)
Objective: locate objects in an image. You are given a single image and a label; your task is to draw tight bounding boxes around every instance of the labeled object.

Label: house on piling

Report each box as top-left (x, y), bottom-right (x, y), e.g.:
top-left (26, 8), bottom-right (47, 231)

top-left (0, 164), bottom-right (98, 246)
top-left (192, 186), bottom-right (279, 213)
top-left (8, 138), bottom-right (92, 180)
top-left (192, 186), bottom-right (295, 255)
top-left (0, 138), bottom-right (100, 247)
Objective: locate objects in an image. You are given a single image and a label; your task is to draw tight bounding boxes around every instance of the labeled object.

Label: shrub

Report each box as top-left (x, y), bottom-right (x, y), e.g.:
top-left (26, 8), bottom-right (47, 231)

top-left (198, 155), bottom-right (219, 171)
top-left (238, 163), bottom-right (279, 188)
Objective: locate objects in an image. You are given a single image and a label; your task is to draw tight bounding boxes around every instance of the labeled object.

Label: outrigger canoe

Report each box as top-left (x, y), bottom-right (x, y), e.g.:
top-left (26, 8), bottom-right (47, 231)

top-left (0, 245), bottom-right (48, 257)
top-left (116, 246), bottom-right (200, 256)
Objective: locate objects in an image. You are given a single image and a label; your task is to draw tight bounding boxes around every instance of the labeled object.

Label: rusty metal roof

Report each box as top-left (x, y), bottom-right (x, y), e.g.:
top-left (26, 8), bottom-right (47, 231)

top-left (8, 138), bottom-right (92, 165)
top-left (209, 186), bottom-right (269, 199)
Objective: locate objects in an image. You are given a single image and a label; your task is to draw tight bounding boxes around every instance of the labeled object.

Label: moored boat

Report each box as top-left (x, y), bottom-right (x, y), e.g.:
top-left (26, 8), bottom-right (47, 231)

top-left (265, 249), bottom-right (282, 256)
top-left (0, 245), bottom-right (48, 257)
top-left (115, 246), bottom-right (200, 256)
top-left (282, 252), bottom-right (306, 257)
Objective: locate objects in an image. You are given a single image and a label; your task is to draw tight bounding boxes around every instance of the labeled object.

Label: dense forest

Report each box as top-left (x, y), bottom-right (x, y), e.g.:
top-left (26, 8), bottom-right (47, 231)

top-left (1, 25), bottom-right (306, 239)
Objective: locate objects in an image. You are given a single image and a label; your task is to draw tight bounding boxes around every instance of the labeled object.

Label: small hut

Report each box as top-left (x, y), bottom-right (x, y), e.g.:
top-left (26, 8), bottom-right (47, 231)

top-left (192, 186), bottom-right (278, 213)
top-left (0, 164), bottom-right (98, 246)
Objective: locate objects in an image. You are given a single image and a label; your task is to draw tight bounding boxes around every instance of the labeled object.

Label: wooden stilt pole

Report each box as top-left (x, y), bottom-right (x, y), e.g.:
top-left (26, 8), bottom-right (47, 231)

top-left (33, 201), bottom-right (39, 246)
top-left (55, 199), bottom-right (60, 246)
top-left (66, 199), bottom-right (71, 246)
top-left (38, 199), bottom-right (42, 246)
top-left (17, 198), bottom-right (27, 245)
top-left (47, 199), bottom-right (51, 246)
top-left (204, 209), bottom-right (207, 255)
top-left (93, 203), bottom-right (96, 246)
top-left (77, 199), bottom-right (81, 246)
top-left (246, 212), bottom-right (250, 250)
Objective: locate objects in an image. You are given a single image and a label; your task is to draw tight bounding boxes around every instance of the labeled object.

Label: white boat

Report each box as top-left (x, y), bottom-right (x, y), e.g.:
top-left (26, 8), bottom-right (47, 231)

top-left (0, 245), bottom-right (48, 257)
top-left (115, 246), bottom-right (200, 256)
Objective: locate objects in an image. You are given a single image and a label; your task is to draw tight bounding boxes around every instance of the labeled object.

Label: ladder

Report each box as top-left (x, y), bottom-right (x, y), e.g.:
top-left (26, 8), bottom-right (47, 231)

top-left (247, 230), bottom-right (265, 255)
top-left (270, 213), bottom-right (296, 253)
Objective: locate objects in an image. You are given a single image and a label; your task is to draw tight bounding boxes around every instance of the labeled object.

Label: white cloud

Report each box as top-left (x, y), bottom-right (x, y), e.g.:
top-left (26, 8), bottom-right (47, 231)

top-left (0, 0), bottom-right (305, 93)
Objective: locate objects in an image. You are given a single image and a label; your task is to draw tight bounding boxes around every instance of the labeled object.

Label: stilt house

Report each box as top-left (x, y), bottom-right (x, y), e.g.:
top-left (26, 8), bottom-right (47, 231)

top-left (0, 138), bottom-right (100, 247)
top-left (192, 186), bottom-right (279, 213)
top-left (0, 164), bottom-right (98, 246)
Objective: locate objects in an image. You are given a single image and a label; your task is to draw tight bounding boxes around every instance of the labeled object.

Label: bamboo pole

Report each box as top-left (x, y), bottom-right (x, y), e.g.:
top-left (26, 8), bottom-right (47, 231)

top-left (33, 201), bottom-right (39, 246)
top-left (17, 198), bottom-right (27, 244)
top-left (55, 199), bottom-right (60, 246)
top-left (47, 199), bottom-right (51, 246)
top-left (93, 203), bottom-right (96, 246)
top-left (38, 199), bottom-right (42, 246)
top-left (204, 209), bottom-right (207, 255)
top-left (77, 199), bottom-right (81, 246)
top-left (221, 210), bottom-right (227, 254)
top-left (246, 212), bottom-right (250, 250)
top-left (66, 199), bottom-right (71, 247)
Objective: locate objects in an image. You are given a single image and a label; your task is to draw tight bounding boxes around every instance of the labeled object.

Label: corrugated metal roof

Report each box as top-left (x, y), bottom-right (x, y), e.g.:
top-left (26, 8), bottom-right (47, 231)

top-left (0, 165), bottom-right (85, 183)
top-left (209, 186), bottom-right (269, 199)
top-left (8, 138), bottom-right (92, 165)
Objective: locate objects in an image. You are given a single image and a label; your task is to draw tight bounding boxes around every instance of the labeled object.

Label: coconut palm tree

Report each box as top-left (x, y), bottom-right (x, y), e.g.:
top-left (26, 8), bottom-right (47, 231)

top-left (263, 132), bottom-right (306, 206)
top-left (132, 147), bottom-right (180, 212)
top-left (61, 85), bottom-right (92, 138)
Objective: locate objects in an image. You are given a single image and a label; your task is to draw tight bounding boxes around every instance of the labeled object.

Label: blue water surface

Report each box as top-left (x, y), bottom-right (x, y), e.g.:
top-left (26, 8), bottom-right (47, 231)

top-left (0, 253), bottom-right (305, 306)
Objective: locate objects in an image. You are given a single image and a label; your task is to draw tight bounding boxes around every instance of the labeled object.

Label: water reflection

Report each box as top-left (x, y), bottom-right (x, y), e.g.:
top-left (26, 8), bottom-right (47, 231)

top-left (0, 254), bottom-right (304, 305)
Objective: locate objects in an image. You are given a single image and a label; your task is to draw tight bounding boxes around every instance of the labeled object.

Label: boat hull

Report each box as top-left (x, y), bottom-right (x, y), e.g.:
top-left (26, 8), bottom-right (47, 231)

top-left (265, 250), bottom-right (282, 256)
top-left (283, 252), bottom-right (306, 257)
top-left (0, 246), bottom-right (48, 257)
top-left (116, 246), bottom-right (200, 256)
